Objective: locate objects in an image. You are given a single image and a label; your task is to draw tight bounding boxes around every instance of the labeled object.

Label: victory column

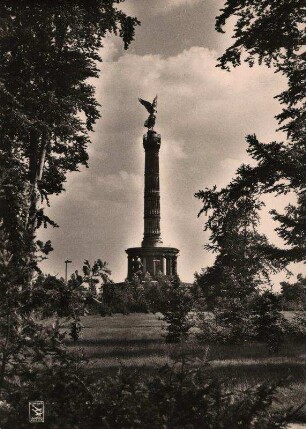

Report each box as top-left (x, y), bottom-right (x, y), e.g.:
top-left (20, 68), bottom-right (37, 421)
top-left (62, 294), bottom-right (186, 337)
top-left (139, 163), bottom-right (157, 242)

top-left (126, 97), bottom-right (179, 280)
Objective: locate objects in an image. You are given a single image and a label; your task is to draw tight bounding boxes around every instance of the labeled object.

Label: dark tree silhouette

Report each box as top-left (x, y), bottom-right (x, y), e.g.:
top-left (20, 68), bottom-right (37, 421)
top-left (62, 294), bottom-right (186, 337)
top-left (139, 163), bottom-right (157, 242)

top-left (202, 0), bottom-right (306, 265)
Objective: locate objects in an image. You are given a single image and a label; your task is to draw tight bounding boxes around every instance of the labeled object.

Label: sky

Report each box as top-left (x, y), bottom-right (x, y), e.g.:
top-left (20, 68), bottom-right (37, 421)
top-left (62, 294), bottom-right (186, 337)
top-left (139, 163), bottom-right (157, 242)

top-left (39, 0), bottom-right (301, 286)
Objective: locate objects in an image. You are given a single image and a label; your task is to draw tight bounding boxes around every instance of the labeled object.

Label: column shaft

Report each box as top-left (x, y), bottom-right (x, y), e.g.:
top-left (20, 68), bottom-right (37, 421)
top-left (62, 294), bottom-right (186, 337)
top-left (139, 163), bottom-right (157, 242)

top-left (142, 131), bottom-right (162, 247)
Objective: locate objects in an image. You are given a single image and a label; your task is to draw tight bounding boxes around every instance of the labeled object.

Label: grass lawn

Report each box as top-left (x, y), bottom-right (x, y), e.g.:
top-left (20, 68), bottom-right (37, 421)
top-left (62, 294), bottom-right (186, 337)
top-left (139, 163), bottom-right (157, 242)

top-left (65, 313), bottom-right (306, 422)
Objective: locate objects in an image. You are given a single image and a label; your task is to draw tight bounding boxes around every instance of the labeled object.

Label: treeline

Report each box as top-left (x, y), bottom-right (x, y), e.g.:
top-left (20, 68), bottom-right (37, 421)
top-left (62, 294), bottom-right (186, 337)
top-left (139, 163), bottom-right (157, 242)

top-left (33, 266), bottom-right (306, 352)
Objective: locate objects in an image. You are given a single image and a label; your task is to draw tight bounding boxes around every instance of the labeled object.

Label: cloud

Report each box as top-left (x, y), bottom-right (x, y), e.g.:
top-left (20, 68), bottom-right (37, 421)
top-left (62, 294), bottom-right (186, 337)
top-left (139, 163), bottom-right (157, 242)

top-left (100, 36), bottom-right (121, 62)
top-left (155, 0), bottom-right (203, 13)
top-left (121, 0), bottom-right (203, 16)
top-left (40, 44), bottom-right (288, 283)
top-left (96, 46), bottom-right (285, 190)
top-left (62, 169), bottom-right (142, 206)
top-left (220, 157), bottom-right (241, 170)
top-left (167, 141), bottom-right (188, 159)
top-left (99, 170), bottom-right (142, 191)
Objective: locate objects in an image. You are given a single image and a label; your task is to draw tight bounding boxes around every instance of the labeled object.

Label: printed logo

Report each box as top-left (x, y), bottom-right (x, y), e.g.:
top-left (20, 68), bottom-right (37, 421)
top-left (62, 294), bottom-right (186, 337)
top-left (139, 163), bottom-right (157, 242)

top-left (29, 401), bottom-right (44, 423)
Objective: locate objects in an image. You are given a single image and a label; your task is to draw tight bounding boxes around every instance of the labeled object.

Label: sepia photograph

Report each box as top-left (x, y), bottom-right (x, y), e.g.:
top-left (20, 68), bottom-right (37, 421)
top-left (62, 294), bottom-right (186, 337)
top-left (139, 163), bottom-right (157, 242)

top-left (0, 1), bottom-right (305, 428)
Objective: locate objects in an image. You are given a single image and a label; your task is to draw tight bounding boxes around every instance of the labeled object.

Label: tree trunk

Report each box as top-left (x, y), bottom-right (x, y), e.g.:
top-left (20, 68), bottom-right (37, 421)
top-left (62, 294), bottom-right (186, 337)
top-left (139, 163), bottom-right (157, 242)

top-left (26, 128), bottom-right (49, 234)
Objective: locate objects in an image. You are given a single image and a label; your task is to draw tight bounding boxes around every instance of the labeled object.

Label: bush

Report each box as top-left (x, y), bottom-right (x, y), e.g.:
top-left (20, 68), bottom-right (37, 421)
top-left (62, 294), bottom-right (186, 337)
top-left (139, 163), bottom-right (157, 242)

top-left (142, 274), bottom-right (171, 314)
top-left (128, 276), bottom-right (149, 313)
top-left (2, 358), bottom-right (289, 428)
top-left (251, 291), bottom-right (287, 353)
top-left (280, 275), bottom-right (306, 311)
top-left (196, 297), bottom-right (256, 344)
top-left (30, 274), bottom-right (87, 318)
top-left (69, 318), bottom-right (84, 342)
top-left (196, 291), bottom-right (288, 353)
top-left (100, 275), bottom-right (178, 316)
top-left (101, 282), bottom-right (134, 314)
top-left (162, 276), bottom-right (194, 343)
top-left (99, 302), bottom-right (113, 317)
top-left (286, 310), bottom-right (306, 340)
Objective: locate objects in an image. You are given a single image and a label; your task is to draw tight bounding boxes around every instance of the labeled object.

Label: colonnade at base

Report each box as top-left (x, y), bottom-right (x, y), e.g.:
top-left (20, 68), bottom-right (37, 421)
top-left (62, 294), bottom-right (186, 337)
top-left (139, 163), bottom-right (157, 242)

top-left (126, 247), bottom-right (179, 280)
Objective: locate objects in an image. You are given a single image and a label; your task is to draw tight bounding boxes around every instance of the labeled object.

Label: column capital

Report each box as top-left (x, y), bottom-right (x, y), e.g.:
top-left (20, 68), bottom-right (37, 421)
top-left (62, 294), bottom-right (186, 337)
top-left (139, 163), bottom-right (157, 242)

top-left (143, 130), bottom-right (161, 150)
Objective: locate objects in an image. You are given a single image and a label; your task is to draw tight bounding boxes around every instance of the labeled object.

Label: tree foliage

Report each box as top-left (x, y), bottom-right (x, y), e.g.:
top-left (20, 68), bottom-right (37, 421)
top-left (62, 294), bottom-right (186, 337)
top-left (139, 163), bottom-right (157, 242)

top-left (251, 290), bottom-right (287, 353)
top-left (83, 259), bottom-right (111, 296)
top-left (0, 0), bottom-right (139, 256)
top-left (31, 273), bottom-right (87, 318)
top-left (162, 276), bottom-right (194, 343)
top-left (0, 1), bottom-right (139, 421)
top-left (204, 0), bottom-right (306, 264)
top-left (280, 274), bottom-right (306, 310)
top-left (216, 0), bottom-right (305, 143)
top-left (2, 357), bottom-right (290, 428)
top-left (194, 185), bottom-right (285, 306)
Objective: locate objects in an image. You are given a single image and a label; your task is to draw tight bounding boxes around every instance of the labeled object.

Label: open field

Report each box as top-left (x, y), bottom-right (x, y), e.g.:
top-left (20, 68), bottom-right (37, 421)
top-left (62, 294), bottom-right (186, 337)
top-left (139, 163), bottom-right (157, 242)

top-left (64, 313), bottom-right (306, 422)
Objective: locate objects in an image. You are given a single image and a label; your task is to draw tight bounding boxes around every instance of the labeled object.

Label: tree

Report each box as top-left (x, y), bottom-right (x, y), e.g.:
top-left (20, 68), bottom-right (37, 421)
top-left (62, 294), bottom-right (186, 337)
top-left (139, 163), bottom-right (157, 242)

top-left (194, 185), bottom-right (287, 348)
top-left (82, 259), bottom-right (111, 296)
top-left (252, 290), bottom-right (287, 353)
top-left (195, 185), bottom-right (284, 305)
top-left (0, 1), bottom-right (139, 419)
top-left (280, 274), bottom-right (306, 310)
top-left (0, 216), bottom-right (73, 391)
top-left (0, 1), bottom-right (139, 266)
top-left (210, 0), bottom-right (306, 264)
top-left (28, 272), bottom-right (88, 319)
top-left (162, 276), bottom-right (194, 343)
top-left (216, 0), bottom-right (305, 144)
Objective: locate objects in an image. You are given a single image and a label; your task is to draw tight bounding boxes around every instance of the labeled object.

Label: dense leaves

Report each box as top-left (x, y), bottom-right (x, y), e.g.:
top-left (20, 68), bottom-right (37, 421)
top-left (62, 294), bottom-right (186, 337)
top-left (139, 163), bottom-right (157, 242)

top-left (2, 358), bottom-right (289, 429)
top-left (161, 276), bottom-right (194, 343)
top-left (194, 186), bottom-right (285, 307)
top-left (0, 2), bottom-right (139, 424)
top-left (196, 290), bottom-right (288, 352)
top-left (203, 1), bottom-right (306, 264)
top-left (280, 274), bottom-right (306, 310)
top-left (0, 0), bottom-right (139, 249)
top-left (216, 0), bottom-right (305, 144)
top-left (83, 259), bottom-right (112, 296)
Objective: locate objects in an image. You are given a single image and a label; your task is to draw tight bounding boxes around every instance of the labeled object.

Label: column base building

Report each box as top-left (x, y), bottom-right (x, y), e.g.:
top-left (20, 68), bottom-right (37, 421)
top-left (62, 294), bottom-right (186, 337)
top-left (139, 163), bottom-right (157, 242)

top-left (126, 246), bottom-right (179, 279)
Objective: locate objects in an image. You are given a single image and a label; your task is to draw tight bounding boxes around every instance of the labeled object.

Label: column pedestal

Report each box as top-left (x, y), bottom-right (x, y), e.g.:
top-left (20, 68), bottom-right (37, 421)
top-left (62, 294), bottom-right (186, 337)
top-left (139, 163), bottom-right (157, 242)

top-left (126, 247), bottom-right (179, 280)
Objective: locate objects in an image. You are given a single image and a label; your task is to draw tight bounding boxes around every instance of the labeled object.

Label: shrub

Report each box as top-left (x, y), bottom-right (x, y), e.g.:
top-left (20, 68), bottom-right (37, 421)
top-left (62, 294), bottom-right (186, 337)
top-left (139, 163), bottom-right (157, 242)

top-left (85, 363), bottom-right (288, 429)
top-left (101, 282), bottom-right (134, 314)
top-left (69, 318), bottom-right (84, 342)
top-left (286, 310), bottom-right (306, 340)
top-left (280, 274), bottom-right (306, 311)
top-left (128, 276), bottom-right (149, 313)
top-left (101, 275), bottom-right (173, 315)
top-left (196, 297), bottom-right (256, 344)
top-left (196, 291), bottom-right (288, 353)
top-left (99, 302), bottom-right (113, 317)
top-left (143, 273), bottom-right (171, 314)
top-left (162, 276), bottom-right (194, 343)
top-left (251, 291), bottom-right (287, 353)
top-left (2, 358), bottom-right (289, 428)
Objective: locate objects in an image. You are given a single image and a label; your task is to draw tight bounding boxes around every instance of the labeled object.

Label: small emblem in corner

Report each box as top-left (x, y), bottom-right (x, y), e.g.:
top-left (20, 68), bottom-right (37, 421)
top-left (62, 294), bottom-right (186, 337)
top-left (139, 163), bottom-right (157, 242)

top-left (29, 401), bottom-right (44, 423)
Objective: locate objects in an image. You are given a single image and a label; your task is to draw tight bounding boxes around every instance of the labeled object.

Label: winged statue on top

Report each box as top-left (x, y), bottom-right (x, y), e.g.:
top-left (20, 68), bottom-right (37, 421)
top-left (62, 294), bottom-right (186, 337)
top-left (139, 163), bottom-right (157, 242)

top-left (138, 95), bottom-right (158, 130)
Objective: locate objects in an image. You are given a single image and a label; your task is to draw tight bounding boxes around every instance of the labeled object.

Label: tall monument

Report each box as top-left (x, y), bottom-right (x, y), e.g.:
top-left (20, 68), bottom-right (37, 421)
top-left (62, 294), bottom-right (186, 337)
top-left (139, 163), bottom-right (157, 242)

top-left (126, 96), bottom-right (179, 279)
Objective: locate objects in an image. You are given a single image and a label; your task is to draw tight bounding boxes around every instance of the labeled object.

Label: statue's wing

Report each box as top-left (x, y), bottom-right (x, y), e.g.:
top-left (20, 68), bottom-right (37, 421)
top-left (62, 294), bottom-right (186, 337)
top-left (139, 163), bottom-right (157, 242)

top-left (138, 98), bottom-right (153, 113)
top-left (152, 95), bottom-right (158, 108)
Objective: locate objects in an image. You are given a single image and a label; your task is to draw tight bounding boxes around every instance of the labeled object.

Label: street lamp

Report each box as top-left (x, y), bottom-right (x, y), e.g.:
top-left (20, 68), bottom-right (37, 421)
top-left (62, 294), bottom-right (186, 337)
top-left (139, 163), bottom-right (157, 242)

top-left (64, 259), bottom-right (72, 283)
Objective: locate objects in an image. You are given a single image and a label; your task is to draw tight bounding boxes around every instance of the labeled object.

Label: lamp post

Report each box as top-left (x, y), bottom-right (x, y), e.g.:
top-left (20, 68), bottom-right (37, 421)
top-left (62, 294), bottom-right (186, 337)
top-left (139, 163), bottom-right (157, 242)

top-left (64, 259), bottom-right (72, 283)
